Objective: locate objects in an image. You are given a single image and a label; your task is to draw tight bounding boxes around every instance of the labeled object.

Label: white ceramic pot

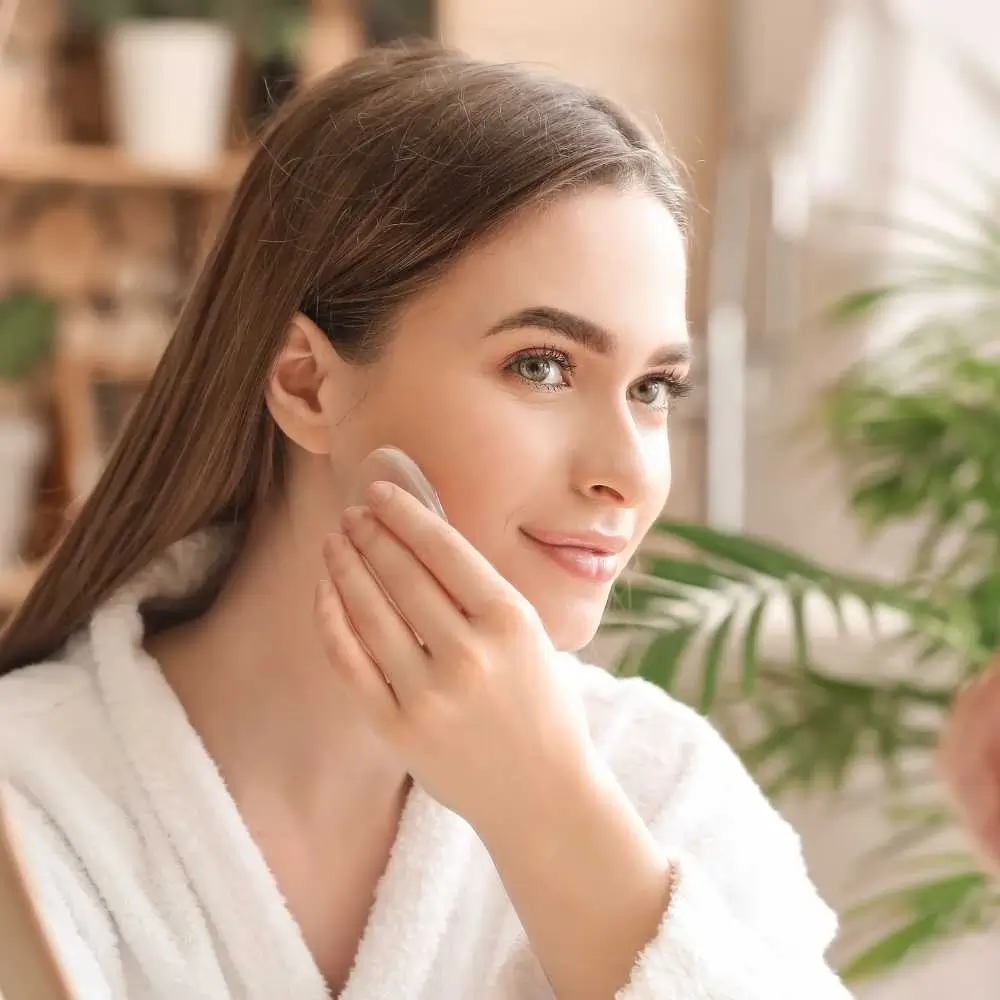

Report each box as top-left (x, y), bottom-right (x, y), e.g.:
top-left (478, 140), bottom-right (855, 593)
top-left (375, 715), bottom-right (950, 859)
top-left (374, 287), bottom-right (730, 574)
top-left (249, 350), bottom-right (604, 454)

top-left (106, 19), bottom-right (236, 172)
top-left (0, 415), bottom-right (47, 567)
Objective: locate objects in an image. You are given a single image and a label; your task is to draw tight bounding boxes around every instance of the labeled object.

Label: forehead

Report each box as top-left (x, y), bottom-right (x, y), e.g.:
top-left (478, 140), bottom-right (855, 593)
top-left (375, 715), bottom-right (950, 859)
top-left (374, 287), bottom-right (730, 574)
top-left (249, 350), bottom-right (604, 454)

top-left (401, 187), bottom-right (689, 352)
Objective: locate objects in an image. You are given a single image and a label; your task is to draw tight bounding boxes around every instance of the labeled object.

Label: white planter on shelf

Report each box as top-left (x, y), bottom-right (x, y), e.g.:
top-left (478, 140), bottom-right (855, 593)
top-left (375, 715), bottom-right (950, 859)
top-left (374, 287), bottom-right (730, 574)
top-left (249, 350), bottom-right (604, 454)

top-left (0, 414), bottom-right (47, 567)
top-left (106, 19), bottom-right (236, 172)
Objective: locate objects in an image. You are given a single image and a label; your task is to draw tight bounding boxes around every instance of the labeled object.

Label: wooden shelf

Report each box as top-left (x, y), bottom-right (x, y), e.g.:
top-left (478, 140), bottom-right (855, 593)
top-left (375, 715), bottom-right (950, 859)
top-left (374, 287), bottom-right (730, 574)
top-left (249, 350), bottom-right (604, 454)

top-left (0, 143), bottom-right (249, 191)
top-left (0, 563), bottom-right (39, 611)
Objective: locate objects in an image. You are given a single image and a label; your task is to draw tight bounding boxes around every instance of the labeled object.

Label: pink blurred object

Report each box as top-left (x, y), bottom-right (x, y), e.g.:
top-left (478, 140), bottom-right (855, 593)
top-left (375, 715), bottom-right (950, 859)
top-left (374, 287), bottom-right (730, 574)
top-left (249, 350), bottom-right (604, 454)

top-left (938, 662), bottom-right (1000, 871)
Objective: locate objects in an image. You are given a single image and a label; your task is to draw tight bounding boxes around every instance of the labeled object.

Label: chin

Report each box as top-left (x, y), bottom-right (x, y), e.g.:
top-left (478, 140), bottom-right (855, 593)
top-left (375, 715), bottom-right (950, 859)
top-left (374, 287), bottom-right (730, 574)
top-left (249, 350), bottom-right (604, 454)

top-left (497, 545), bottom-right (617, 651)
top-left (534, 595), bottom-right (606, 652)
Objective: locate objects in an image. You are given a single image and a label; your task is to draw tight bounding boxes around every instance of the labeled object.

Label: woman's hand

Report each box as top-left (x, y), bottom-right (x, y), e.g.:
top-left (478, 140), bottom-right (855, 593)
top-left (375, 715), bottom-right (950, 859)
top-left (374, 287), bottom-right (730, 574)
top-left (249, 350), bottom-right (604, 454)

top-left (315, 481), bottom-right (672, 999)
top-left (938, 658), bottom-right (1000, 871)
top-left (314, 480), bottom-right (594, 833)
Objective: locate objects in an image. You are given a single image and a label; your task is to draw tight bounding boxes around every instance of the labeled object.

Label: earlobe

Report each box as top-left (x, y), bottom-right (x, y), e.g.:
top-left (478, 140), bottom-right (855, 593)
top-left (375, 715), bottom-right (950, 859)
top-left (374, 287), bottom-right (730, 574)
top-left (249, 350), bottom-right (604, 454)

top-left (265, 313), bottom-right (338, 456)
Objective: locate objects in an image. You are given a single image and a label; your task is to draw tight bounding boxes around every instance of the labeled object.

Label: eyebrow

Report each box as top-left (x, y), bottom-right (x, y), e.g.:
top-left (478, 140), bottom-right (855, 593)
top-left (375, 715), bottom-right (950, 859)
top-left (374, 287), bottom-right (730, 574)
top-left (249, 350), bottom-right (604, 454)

top-left (483, 306), bottom-right (691, 368)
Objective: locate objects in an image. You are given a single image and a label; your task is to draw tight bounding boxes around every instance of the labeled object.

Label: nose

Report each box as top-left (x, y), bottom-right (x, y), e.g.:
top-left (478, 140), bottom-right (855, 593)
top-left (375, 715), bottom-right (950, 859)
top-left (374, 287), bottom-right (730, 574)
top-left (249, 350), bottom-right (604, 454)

top-left (574, 405), bottom-right (667, 508)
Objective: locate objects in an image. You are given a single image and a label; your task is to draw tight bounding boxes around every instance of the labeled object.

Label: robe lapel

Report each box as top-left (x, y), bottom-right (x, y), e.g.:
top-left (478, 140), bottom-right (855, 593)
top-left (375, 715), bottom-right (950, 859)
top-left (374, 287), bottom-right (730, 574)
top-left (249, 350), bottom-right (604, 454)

top-left (88, 528), bottom-right (479, 1000)
top-left (337, 786), bottom-right (476, 1000)
top-left (92, 592), bottom-right (332, 1000)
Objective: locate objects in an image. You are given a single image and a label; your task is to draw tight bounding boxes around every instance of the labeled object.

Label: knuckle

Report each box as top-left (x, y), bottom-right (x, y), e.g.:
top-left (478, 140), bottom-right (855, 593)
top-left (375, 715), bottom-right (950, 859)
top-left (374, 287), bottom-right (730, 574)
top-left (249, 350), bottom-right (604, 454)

top-left (438, 635), bottom-right (492, 695)
top-left (447, 631), bottom-right (483, 667)
top-left (451, 657), bottom-right (492, 700)
top-left (484, 592), bottom-right (530, 634)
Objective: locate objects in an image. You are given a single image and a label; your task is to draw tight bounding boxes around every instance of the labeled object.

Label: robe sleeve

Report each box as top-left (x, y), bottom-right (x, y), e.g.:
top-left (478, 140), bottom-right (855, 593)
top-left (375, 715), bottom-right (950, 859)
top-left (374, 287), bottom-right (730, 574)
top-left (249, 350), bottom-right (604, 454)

top-left (613, 685), bottom-right (853, 1000)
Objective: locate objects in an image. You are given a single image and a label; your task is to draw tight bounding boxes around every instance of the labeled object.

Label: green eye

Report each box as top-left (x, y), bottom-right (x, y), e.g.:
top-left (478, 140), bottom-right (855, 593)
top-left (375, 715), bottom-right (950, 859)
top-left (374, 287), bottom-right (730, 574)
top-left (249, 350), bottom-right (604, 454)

top-left (632, 379), bottom-right (667, 408)
top-left (517, 357), bottom-right (557, 383)
top-left (632, 373), bottom-right (694, 412)
top-left (506, 347), bottom-right (574, 389)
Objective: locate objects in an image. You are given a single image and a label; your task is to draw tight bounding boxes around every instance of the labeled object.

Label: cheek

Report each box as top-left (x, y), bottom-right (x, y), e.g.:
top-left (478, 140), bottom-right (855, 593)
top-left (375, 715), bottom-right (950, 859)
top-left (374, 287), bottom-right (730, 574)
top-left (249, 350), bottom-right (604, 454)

top-left (425, 412), bottom-right (540, 542)
top-left (638, 429), bottom-right (672, 527)
top-left (374, 386), bottom-right (540, 542)
top-left (659, 433), bottom-right (674, 506)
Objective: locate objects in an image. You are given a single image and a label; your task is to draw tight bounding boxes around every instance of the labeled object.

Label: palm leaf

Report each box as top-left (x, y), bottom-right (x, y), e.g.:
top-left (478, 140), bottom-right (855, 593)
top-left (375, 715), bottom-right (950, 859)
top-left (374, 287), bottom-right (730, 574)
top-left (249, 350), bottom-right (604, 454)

top-left (734, 667), bottom-right (947, 795)
top-left (608, 520), bottom-right (982, 706)
top-left (739, 595), bottom-right (767, 694)
top-left (842, 864), bottom-right (1000, 982)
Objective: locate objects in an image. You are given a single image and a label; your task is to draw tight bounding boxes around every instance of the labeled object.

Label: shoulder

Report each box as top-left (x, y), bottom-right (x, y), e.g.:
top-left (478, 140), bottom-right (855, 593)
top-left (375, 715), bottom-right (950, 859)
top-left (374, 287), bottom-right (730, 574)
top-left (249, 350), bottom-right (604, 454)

top-left (0, 643), bottom-right (129, 828)
top-left (0, 644), bottom-right (102, 770)
top-left (564, 652), bottom-right (792, 835)
top-left (561, 654), bottom-right (805, 872)
top-left (566, 652), bottom-right (702, 737)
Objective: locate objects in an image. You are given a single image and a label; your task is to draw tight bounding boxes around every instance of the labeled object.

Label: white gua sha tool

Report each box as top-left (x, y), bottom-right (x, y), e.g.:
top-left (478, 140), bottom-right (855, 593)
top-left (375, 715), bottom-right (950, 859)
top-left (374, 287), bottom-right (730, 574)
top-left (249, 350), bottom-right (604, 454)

top-left (346, 447), bottom-right (445, 652)
top-left (349, 446), bottom-right (447, 521)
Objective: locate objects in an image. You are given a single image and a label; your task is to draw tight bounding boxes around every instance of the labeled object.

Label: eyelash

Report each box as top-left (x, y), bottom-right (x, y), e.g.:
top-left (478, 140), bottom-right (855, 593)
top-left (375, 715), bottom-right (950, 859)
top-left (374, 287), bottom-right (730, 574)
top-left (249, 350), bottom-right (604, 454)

top-left (504, 344), bottom-right (694, 411)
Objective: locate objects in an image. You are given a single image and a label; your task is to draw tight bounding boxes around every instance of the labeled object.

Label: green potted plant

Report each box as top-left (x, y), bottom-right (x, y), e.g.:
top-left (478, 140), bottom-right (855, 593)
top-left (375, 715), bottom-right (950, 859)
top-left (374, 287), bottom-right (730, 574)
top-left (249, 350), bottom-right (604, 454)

top-left (0, 290), bottom-right (56, 566)
top-left (66, 1), bottom-right (240, 171)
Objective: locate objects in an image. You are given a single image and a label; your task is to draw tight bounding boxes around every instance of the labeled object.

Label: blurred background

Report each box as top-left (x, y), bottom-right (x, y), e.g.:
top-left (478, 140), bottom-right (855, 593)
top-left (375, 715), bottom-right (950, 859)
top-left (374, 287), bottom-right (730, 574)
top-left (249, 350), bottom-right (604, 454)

top-left (2, 0), bottom-right (1000, 996)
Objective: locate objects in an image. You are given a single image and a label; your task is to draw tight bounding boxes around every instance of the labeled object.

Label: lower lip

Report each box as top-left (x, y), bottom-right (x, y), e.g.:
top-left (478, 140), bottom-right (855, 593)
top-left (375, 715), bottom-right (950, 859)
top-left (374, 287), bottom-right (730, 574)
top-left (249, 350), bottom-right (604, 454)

top-left (521, 531), bottom-right (620, 583)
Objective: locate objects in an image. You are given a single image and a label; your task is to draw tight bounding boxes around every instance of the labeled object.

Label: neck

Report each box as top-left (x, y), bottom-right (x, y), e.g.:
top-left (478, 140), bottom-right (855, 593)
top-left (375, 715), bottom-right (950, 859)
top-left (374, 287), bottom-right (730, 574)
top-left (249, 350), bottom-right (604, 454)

top-left (148, 502), bottom-right (407, 827)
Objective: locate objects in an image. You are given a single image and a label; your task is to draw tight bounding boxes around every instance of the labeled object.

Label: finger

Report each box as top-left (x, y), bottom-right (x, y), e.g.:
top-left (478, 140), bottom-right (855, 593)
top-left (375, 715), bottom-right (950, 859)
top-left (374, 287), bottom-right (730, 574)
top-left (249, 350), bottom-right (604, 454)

top-left (323, 531), bottom-right (428, 705)
top-left (342, 505), bottom-right (475, 655)
top-left (314, 578), bottom-right (399, 729)
top-left (364, 481), bottom-right (514, 619)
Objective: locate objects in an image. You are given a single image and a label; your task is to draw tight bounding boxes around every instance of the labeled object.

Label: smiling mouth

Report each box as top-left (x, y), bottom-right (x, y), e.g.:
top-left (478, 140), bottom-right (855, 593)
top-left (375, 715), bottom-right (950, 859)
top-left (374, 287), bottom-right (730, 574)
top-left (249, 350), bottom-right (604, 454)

top-left (519, 529), bottom-right (624, 583)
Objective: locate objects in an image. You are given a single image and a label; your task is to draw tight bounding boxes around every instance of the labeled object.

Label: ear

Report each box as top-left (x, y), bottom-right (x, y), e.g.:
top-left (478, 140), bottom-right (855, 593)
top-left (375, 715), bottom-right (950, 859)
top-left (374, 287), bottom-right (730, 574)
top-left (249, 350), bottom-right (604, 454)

top-left (265, 313), bottom-right (342, 456)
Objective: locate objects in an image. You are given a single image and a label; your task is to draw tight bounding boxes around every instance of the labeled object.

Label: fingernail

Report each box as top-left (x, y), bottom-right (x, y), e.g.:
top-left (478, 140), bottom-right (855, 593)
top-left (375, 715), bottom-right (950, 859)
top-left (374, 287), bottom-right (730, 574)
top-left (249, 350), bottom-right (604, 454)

top-left (368, 480), bottom-right (393, 504)
top-left (341, 505), bottom-right (369, 530)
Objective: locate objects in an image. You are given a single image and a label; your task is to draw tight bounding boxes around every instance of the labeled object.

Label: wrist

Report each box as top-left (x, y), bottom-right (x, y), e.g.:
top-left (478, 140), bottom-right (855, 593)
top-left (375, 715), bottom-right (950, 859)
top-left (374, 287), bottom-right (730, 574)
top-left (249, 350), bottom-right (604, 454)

top-left (476, 742), bottom-right (661, 878)
top-left (471, 738), bottom-right (602, 852)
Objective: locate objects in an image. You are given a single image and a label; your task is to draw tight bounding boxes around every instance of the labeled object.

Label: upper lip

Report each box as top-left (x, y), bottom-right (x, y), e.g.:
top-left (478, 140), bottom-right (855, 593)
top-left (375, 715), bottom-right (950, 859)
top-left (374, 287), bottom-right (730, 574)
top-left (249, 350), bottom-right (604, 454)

top-left (522, 528), bottom-right (630, 555)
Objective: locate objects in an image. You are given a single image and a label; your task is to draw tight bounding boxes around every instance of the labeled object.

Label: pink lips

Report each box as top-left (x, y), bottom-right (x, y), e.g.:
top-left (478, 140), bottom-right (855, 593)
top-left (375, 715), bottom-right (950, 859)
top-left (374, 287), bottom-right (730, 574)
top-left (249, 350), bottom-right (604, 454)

top-left (520, 528), bottom-right (628, 583)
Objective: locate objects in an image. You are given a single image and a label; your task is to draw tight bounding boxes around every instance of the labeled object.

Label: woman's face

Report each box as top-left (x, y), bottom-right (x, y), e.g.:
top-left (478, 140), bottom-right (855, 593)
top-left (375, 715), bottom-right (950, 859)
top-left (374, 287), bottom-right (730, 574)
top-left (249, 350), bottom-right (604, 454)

top-left (317, 187), bottom-right (689, 651)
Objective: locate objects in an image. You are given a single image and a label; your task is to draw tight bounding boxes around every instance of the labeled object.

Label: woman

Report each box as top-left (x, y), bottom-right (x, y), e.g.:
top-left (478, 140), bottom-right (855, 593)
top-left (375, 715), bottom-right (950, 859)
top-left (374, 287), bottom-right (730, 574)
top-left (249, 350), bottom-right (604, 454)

top-left (0, 44), bottom-right (850, 999)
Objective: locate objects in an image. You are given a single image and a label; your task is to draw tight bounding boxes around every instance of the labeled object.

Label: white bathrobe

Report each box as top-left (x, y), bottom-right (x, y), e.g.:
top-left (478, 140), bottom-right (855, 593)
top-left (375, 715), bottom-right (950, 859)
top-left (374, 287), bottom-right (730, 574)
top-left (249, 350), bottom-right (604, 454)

top-left (0, 531), bottom-right (852, 999)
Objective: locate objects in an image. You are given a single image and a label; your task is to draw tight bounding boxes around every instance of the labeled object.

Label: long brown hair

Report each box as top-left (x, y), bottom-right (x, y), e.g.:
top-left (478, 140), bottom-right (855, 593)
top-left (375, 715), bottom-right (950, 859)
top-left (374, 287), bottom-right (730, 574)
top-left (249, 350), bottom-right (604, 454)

top-left (0, 42), bottom-right (687, 674)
